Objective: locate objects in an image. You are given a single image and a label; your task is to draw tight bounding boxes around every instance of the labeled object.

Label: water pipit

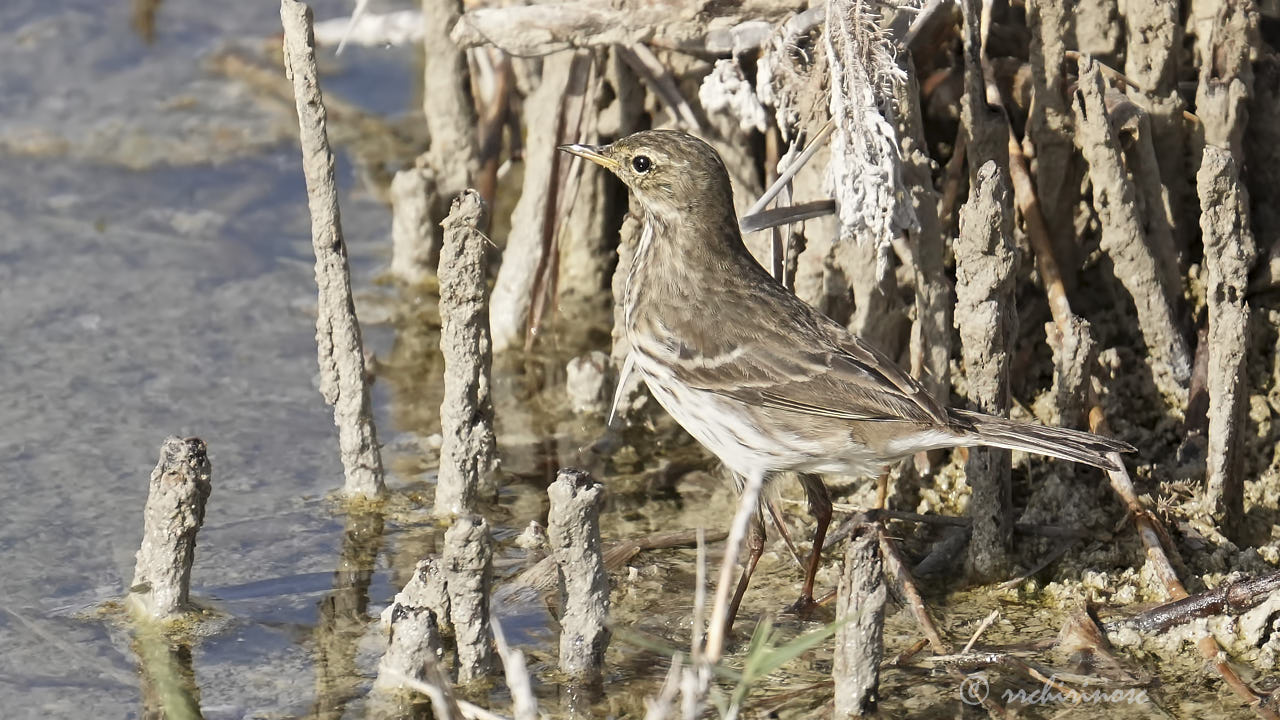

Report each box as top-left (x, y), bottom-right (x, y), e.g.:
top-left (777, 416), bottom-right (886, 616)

top-left (560, 129), bottom-right (1133, 633)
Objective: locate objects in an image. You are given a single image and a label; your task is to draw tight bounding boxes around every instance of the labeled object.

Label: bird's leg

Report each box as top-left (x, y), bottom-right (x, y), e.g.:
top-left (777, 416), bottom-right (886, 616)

top-left (724, 506), bottom-right (766, 638)
top-left (875, 471), bottom-right (890, 510)
top-left (788, 473), bottom-right (832, 616)
top-left (765, 496), bottom-right (803, 568)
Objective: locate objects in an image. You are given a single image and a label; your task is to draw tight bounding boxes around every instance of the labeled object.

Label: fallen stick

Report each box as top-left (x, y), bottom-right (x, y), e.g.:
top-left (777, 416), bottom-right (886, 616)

top-left (1107, 570), bottom-right (1280, 636)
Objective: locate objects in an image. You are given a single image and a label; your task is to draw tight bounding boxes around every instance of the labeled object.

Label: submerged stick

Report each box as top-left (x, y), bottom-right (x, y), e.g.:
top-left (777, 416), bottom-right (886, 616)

top-left (280, 0), bottom-right (385, 497)
top-left (128, 437), bottom-right (212, 620)
top-left (833, 525), bottom-right (886, 718)
top-left (436, 190), bottom-right (499, 514)
top-left (954, 161), bottom-right (1016, 580)
top-left (443, 515), bottom-right (495, 682)
top-left (547, 469), bottom-right (611, 677)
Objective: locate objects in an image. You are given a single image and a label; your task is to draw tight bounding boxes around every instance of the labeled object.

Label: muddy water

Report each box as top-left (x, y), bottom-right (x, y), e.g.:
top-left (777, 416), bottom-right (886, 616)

top-left (0, 2), bottom-right (1272, 719)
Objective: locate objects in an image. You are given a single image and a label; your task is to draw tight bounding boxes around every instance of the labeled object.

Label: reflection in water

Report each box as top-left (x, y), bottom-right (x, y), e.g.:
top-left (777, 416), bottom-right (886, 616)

top-left (562, 678), bottom-right (604, 720)
top-left (130, 0), bottom-right (164, 44)
top-left (307, 506), bottom-right (387, 720)
top-left (134, 624), bottom-right (203, 720)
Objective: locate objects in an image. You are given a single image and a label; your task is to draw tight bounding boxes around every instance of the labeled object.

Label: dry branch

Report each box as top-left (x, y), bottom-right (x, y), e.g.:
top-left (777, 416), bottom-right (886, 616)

top-left (1108, 570), bottom-right (1280, 635)
top-left (450, 1), bottom-right (800, 57)
top-left (280, 0), bottom-right (385, 497)
top-left (1089, 408), bottom-right (1278, 718)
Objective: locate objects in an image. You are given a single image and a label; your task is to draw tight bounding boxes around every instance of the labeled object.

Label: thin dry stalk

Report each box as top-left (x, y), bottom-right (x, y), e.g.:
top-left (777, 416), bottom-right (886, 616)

top-left (744, 121), bottom-right (834, 220)
top-left (643, 653), bottom-right (684, 720)
top-left (492, 619), bottom-right (538, 720)
top-left (703, 470), bottom-right (766, 664)
top-left (280, 0), bottom-right (385, 497)
top-left (961, 610), bottom-right (1000, 654)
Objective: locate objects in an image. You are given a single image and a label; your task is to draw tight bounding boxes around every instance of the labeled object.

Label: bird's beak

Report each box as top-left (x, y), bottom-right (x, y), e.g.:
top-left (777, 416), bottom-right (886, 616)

top-left (558, 143), bottom-right (619, 171)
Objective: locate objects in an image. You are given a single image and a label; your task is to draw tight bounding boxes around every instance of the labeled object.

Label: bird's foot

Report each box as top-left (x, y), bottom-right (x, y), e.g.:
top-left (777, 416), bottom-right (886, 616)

top-left (784, 593), bottom-right (819, 618)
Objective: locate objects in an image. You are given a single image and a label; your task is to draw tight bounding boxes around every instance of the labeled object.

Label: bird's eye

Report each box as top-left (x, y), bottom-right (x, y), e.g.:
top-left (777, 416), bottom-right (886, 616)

top-left (631, 155), bottom-right (652, 173)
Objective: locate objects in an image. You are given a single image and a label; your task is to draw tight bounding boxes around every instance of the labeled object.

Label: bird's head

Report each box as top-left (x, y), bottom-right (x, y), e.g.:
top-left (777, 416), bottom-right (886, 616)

top-left (559, 130), bottom-right (735, 225)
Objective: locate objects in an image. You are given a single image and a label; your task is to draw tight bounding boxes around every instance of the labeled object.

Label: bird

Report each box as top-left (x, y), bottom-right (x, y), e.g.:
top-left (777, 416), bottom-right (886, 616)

top-left (559, 129), bottom-right (1134, 635)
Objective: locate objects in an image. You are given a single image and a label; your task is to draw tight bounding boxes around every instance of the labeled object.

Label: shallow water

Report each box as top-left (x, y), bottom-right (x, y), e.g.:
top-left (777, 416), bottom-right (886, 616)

top-left (0, 2), bottom-right (1271, 719)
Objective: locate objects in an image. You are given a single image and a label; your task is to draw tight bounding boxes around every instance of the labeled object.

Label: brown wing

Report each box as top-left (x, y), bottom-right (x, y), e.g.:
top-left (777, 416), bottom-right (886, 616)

top-left (642, 278), bottom-right (950, 427)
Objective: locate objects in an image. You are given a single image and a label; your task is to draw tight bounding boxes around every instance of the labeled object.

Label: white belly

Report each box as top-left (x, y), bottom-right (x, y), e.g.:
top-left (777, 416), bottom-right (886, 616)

top-left (630, 351), bottom-right (883, 480)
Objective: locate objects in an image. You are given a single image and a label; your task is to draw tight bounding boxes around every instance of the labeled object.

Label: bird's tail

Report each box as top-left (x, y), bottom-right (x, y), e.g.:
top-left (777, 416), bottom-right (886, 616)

top-left (950, 409), bottom-right (1135, 472)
